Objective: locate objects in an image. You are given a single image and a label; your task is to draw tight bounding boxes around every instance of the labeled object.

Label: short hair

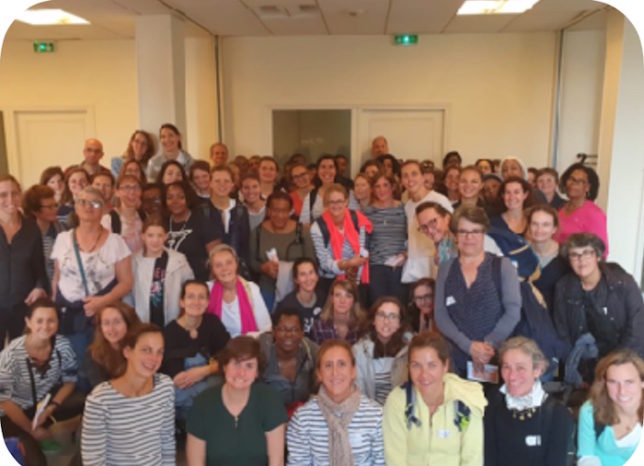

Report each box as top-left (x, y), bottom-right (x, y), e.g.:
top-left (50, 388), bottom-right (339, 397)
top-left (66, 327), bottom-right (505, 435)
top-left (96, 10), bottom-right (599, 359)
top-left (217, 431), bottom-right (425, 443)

top-left (266, 190), bottom-right (293, 209)
top-left (449, 206), bottom-right (490, 233)
top-left (40, 166), bottom-right (65, 186)
top-left (208, 242), bottom-right (239, 266)
top-left (115, 174), bottom-right (142, 190)
top-left (92, 171), bottom-right (115, 187)
top-left (590, 349), bottom-right (644, 427)
top-left (271, 307), bottom-right (304, 329)
top-left (142, 215), bottom-right (167, 233)
top-left (536, 167), bottom-right (559, 183)
top-left (415, 200), bottom-right (451, 218)
top-left (211, 164), bottom-right (235, 179)
top-left (74, 186), bottom-right (105, 206)
top-left (561, 233), bottom-right (606, 260)
top-left (240, 173), bottom-right (260, 185)
top-left (526, 204), bottom-right (559, 228)
top-left (23, 184), bottom-right (55, 217)
top-left (322, 183), bottom-right (348, 204)
top-left (408, 331), bottom-right (451, 366)
top-left (259, 156), bottom-right (279, 170)
top-left (559, 162), bottom-right (600, 200)
top-left (400, 159), bottom-right (422, 173)
top-left (219, 336), bottom-right (266, 374)
top-left (190, 160), bottom-right (211, 179)
top-left (316, 339), bottom-right (355, 369)
top-left (499, 336), bottom-right (548, 372)
top-left (292, 257), bottom-right (318, 281)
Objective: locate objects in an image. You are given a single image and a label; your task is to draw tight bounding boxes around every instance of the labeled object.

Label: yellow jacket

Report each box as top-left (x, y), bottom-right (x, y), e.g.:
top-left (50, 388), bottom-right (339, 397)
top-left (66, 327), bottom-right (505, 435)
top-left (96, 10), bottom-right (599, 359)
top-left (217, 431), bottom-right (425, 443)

top-left (383, 373), bottom-right (487, 466)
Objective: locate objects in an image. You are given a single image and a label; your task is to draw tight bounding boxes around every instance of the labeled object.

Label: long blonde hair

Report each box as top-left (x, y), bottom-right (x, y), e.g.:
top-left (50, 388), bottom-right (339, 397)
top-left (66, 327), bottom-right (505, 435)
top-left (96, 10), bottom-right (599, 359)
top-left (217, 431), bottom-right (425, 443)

top-left (319, 279), bottom-right (365, 331)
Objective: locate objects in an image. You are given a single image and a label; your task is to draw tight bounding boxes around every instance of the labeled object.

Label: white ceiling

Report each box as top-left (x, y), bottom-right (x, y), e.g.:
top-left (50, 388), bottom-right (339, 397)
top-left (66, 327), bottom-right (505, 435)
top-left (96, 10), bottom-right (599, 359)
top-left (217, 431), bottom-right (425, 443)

top-left (6, 0), bottom-right (608, 41)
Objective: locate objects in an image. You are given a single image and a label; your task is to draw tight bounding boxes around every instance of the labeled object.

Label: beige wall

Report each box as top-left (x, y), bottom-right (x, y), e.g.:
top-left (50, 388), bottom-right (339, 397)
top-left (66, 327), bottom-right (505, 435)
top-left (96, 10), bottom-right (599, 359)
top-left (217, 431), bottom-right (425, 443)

top-left (221, 33), bottom-right (558, 168)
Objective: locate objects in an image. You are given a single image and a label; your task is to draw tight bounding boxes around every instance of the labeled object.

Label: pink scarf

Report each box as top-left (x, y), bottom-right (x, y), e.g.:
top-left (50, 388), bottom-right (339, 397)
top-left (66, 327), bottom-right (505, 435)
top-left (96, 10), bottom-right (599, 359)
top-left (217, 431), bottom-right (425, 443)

top-left (322, 209), bottom-right (373, 284)
top-left (207, 278), bottom-right (258, 334)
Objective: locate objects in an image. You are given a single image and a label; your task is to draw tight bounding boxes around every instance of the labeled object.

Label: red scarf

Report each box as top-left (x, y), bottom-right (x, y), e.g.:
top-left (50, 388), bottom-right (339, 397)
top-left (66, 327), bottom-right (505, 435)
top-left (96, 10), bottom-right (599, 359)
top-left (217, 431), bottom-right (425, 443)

top-left (207, 277), bottom-right (258, 334)
top-left (322, 209), bottom-right (373, 283)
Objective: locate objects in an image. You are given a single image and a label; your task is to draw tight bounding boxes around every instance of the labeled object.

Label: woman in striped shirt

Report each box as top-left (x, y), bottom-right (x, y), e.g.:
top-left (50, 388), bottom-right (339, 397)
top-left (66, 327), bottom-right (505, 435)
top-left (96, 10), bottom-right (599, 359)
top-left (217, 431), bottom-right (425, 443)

top-left (82, 323), bottom-right (175, 466)
top-left (0, 298), bottom-right (82, 466)
top-left (287, 339), bottom-right (385, 466)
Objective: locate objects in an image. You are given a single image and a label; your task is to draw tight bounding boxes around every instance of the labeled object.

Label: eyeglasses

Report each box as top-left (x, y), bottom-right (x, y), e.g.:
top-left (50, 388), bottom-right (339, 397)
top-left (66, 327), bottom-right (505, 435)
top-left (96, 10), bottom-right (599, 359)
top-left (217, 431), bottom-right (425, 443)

top-left (76, 199), bottom-right (103, 209)
top-left (414, 294), bottom-right (433, 302)
top-left (456, 229), bottom-right (485, 237)
top-left (40, 203), bottom-right (58, 210)
top-left (292, 172), bottom-right (308, 180)
top-left (569, 249), bottom-right (596, 261)
top-left (417, 218), bottom-right (438, 234)
top-left (375, 311), bottom-right (400, 322)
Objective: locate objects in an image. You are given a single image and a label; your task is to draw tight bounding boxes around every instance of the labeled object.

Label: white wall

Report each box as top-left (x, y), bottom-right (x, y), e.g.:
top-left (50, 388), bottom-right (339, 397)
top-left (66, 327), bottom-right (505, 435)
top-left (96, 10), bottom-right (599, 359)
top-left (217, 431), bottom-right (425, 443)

top-left (0, 39), bottom-right (139, 180)
top-left (221, 33), bottom-right (557, 168)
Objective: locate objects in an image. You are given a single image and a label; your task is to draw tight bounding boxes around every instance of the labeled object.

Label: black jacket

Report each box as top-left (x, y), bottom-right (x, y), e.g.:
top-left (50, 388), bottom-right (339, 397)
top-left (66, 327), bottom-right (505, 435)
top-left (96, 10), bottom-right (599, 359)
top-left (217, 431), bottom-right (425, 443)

top-left (553, 262), bottom-right (644, 357)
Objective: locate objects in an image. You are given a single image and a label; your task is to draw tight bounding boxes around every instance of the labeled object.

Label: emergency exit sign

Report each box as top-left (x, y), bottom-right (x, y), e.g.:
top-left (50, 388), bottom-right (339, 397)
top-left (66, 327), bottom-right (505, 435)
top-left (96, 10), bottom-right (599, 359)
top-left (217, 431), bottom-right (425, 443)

top-left (33, 42), bottom-right (55, 53)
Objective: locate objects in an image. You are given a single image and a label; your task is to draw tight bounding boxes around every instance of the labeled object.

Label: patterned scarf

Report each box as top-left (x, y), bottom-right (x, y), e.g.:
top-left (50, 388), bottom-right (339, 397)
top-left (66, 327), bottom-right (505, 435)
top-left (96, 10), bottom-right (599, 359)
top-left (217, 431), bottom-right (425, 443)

top-left (316, 384), bottom-right (361, 466)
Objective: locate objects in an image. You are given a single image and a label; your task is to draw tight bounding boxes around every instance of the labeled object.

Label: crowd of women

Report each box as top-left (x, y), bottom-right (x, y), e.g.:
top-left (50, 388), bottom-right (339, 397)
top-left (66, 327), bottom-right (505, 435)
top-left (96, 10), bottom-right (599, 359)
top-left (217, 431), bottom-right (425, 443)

top-left (1, 124), bottom-right (643, 466)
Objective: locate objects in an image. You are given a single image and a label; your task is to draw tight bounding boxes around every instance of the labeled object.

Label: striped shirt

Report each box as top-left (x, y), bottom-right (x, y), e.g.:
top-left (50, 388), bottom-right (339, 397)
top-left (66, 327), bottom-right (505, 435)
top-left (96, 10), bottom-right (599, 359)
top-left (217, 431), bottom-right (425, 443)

top-left (81, 373), bottom-right (175, 466)
top-left (0, 335), bottom-right (77, 415)
top-left (363, 204), bottom-right (407, 265)
top-left (373, 358), bottom-right (394, 405)
top-left (287, 394), bottom-right (385, 466)
top-left (310, 218), bottom-right (368, 281)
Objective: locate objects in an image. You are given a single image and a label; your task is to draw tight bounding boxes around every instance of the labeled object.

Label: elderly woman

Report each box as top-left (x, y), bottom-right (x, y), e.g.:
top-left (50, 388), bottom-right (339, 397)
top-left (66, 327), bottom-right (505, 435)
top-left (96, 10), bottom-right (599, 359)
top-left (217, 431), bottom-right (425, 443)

top-left (555, 162), bottom-right (608, 256)
top-left (22, 184), bottom-right (65, 283)
top-left (288, 339), bottom-right (385, 465)
top-left (110, 129), bottom-right (156, 177)
top-left (434, 206), bottom-right (521, 376)
top-left (187, 336), bottom-right (287, 466)
top-left (51, 186), bottom-right (133, 380)
top-left (249, 191), bottom-right (315, 310)
top-left (554, 233), bottom-right (644, 383)
top-left (311, 279), bottom-right (366, 345)
top-left (578, 350), bottom-right (644, 466)
top-left (0, 175), bottom-right (49, 344)
top-left (364, 172), bottom-right (407, 304)
top-left (353, 297), bottom-right (410, 405)
top-left (485, 337), bottom-right (575, 466)
top-left (206, 243), bottom-right (271, 337)
top-left (146, 123), bottom-right (195, 181)
top-left (85, 301), bottom-right (141, 388)
top-left (82, 324), bottom-right (175, 466)
top-left (0, 298), bottom-right (84, 466)
top-left (310, 183), bottom-right (372, 297)
top-left (383, 332), bottom-right (486, 466)
top-left (259, 308), bottom-right (318, 411)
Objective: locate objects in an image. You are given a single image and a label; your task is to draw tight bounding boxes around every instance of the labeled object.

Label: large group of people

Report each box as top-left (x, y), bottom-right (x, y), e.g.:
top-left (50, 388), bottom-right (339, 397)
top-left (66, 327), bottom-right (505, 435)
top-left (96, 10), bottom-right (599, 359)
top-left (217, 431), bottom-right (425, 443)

top-left (0, 126), bottom-right (643, 466)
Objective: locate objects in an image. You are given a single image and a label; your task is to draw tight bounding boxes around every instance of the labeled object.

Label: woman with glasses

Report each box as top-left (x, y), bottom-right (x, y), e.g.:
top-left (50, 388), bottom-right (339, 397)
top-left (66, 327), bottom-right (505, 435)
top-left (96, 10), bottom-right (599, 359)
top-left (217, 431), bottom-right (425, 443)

top-left (408, 278), bottom-right (436, 333)
top-left (288, 163), bottom-right (313, 219)
top-left (353, 297), bottom-right (411, 405)
top-left (51, 186), bottom-right (133, 387)
top-left (104, 174), bottom-right (145, 254)
top-left (434, 206), bottom-right (521, 377)
top-left (555, 163), bottom-right (608, 256)
top-left (554, 233), bottom-right (644, 383)
top-left (110, 129), bottom-right (156, 178)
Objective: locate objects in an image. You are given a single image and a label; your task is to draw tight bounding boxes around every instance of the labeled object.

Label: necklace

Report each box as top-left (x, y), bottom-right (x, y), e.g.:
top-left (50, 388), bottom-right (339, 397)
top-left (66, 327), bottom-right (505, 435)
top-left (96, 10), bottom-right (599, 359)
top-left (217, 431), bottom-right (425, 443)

top-left (77, 228), bottom-right (103, 252)
top-left (511, 406), bottom-right (538, 421)
top-left (169, 212), bottom-right (191, 234)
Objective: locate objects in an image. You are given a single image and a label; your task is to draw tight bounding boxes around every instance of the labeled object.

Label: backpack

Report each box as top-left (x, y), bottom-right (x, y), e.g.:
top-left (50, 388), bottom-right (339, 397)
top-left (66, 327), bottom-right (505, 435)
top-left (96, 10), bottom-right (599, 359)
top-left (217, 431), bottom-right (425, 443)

top-left (491, 256), bottom-right (567, 373)
top-left (314, 210), bottom-right (361, 248)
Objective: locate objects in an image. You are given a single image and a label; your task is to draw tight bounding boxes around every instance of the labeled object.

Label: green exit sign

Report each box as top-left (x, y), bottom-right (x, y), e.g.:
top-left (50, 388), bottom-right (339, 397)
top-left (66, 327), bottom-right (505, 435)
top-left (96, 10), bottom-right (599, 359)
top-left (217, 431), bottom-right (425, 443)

top-left (394, 34), bottom-right (418, 46)
top-left (33, 42), bottom-right (55, 53)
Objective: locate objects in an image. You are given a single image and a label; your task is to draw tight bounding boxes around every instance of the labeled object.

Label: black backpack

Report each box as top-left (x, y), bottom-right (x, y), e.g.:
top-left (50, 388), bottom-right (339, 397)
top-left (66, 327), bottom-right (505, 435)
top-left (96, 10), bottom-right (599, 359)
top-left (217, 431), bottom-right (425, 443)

top-left (314, 210), bottom-right (361, 248)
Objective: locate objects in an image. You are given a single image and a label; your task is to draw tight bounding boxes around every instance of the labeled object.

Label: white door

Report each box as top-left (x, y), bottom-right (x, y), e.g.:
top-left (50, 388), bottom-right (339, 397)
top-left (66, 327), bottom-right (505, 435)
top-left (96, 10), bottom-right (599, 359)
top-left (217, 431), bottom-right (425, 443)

top-left (13, 109), bottom-right (92, 186)
top-left (356, 108), bottom-right (445, 172)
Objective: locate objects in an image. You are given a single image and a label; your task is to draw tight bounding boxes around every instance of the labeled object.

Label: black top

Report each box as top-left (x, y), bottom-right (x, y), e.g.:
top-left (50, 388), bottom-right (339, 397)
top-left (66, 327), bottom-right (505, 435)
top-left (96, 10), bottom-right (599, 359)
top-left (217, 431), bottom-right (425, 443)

top-left (166, 208), bottom-right (220, 281)
top-left (275, 290), bottom-right (325, 337)
top-left (484, 389), bottom-right (575, 466)
top-left (0, 215), bottom-right (49, 309)
top-left (204, 200), bottom-right (250, 275)
top-left (161, 314), bottom-right (230, 378)
top-left (533, 255), bottom-right (570, 312)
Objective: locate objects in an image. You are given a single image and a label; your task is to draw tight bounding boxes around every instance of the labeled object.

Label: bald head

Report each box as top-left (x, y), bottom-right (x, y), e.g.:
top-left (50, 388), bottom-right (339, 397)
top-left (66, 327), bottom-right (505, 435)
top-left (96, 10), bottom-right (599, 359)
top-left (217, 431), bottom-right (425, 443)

top-left (83, 138), bottom-right (104, 165)
top-left (210, 143), bottom-right (229, 167)
top-left (371, 136), bottom-right (388, 158)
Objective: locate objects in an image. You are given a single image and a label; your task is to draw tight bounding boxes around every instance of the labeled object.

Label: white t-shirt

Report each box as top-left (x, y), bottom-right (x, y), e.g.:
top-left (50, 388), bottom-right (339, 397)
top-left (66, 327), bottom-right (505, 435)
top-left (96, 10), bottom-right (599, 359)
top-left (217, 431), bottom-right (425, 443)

top-left (51, 231), bottom-right (131, 302)
top-left (206, 280), bottom-right (271, 337)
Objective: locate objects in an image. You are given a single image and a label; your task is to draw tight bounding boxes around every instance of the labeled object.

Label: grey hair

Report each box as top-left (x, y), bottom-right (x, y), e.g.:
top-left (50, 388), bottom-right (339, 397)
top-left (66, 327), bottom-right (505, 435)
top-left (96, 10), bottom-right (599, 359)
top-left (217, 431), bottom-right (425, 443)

top-left (499, 336), bottom-right (547, 371)
top-left (561, 233), bottom-right (605, 261)
top-left (208, 243), bottom-right (239, 264)
top-left (74, 186), bottom-right (105, 206)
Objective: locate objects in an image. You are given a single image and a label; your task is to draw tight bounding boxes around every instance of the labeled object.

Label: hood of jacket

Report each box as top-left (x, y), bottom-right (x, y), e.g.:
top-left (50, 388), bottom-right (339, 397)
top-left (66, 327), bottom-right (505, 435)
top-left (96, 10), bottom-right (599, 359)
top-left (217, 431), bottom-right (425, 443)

top-left (442, 373), bottom-right (487, 417)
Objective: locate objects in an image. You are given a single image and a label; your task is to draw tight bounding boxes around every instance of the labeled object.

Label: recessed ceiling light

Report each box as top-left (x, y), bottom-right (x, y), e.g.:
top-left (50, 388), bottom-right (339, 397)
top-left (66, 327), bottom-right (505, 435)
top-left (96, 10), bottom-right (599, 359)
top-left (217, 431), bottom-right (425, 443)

top-left (457, 0), bottom-right (540, 15)
top-left (16, 8), bottom-right (90, 26)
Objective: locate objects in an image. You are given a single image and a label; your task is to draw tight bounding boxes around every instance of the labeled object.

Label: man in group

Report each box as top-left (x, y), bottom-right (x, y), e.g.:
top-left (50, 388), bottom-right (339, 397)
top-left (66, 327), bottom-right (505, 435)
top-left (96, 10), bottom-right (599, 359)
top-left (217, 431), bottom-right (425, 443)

top-left (371, 136), bottom-right (389, 158)
top-left (400, 160), bottom-right (453, 283)
top-left (79, 138), bottom-right (109, 176)
top-left (209, 142), bottom-right (229, 167)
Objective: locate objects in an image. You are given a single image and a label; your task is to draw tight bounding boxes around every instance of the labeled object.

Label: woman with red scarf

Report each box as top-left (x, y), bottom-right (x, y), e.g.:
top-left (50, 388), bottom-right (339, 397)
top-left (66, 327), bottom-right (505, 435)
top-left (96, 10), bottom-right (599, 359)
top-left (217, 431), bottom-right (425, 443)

top-left (310, 184), bottom-right (373, 302)
top-left (206, 243), bottom-right (271, 337)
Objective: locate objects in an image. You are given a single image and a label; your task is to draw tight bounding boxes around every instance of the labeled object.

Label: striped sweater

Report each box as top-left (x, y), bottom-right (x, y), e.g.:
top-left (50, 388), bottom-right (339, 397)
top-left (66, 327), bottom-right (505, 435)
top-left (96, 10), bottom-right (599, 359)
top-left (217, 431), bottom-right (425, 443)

top-left (81, 373), bottom-right (175, 466)
top-left (287, 393), bottom-right (385, 466)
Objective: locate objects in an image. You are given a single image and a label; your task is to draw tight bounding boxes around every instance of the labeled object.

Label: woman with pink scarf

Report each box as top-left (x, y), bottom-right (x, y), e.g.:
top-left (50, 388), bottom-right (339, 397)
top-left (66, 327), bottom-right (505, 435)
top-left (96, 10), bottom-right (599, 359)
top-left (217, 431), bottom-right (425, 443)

top-left (206, 243), bottom-right (271, 337)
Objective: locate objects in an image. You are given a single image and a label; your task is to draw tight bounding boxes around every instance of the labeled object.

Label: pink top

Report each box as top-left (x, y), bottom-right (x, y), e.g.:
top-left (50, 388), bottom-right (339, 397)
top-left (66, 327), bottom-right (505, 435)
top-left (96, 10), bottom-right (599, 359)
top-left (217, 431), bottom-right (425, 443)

top-left (556, 200), bottom-right (609, 257)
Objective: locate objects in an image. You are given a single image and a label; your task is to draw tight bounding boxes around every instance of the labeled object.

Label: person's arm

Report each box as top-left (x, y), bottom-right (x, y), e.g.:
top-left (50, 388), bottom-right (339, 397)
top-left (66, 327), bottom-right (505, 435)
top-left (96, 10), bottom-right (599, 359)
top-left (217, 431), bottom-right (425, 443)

top-left (299, 193), bottom-right (311, 226)
top-left (81, 393), bottom-right (108, 466)
top-left (83, 255), bottom-right (133, 316)
top-left (0, 400), bottom-right (33, 434)
top-left (460, 411), bottom-right (484, 466)
top-left (484, 258), bottom-right (521, 347)
top-left (577, 402), bottom-right (601, 466)
top-left (51, 259), bottom-right (60, 300)
top-left (251, 284), bottom-right (272, 334)
top-left (175, 360), bottom-right (218, 389)
top-left (248, 227), bottom-right (263, 274)
top-left (26, 229), bottom-right (50, 300)
top-left (266, 424), bottom-right (286, 466)
top-left (433, 259), bottom-right (473, 354)
top-left (186, 434), bottom-right (207, 466)
top-left (382, 390), bottom-right (407, 466)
